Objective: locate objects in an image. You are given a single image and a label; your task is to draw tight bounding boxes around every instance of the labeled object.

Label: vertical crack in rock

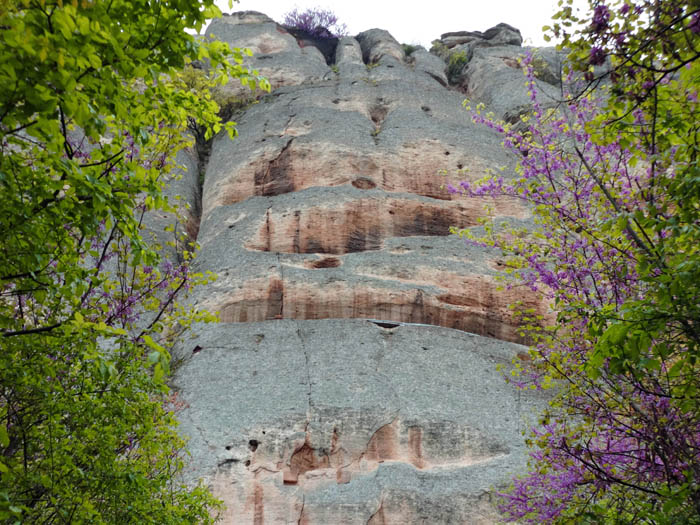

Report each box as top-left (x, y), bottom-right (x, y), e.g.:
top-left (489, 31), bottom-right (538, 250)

top-left (296, 324), bottom-right (313, 419)
top-left (409, 289), bottom-right (425, 325)
top-left (367, 498), bottom-right (386, 525)
top-left (283, 113), bottom-right (296, 135)
top-left (292, 210), bottom-right (301, 254)
top-left (297, 495), bottom-right (306, 525)
top-left (374, 322), bottom-right (394, 372)
top-left (369, 98), bottom-right (389, 144)
top-left (264, 206), bottom-right (272, 253)
top-left (255, 138), bottom-right (295, 196)
top-left (276, 233), bottom-right (285, 320)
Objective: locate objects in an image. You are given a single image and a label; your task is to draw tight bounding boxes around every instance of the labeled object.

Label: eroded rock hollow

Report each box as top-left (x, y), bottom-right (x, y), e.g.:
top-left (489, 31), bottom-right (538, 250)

top-left (163, 12), bottom-right (562, 524)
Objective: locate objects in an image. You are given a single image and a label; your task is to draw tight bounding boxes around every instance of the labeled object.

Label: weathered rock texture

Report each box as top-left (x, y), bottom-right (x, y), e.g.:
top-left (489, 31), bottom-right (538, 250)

top-left (158, 12), bottom-right (556, 524)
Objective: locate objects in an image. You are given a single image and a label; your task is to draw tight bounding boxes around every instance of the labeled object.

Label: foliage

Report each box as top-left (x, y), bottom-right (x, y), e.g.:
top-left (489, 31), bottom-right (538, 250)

top-left (0, 0), bottom-right (268, 522)
top-left (177, 65), bottom-right (258, 178)
top-left (429, 40), bottom-right (450, 60)
top-left (447, 50), bottom-right (469, 84)
top-left (451, 0), bottom-right (700, 522)
top-left (401, 43), bottom-right (420, 56)
top-left (282, 6), bottom-right (348, 38)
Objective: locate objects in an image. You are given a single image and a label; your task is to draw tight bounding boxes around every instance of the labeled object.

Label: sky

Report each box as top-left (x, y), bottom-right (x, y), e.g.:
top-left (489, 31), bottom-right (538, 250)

top-left (215, 0), bottom-right (591, 47)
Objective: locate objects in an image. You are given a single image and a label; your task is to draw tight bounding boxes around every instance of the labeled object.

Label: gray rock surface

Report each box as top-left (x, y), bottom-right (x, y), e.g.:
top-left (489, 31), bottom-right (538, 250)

top-left (356, 28), bottom-right (406, 64)
top-left (441, 23), bottom-right (523, 49)
top-left (412, 48), bottom-right (449, 86)
top-left (155, 12), bottom-right (560, 524)
top-left (459, 45), bottom-right (560, 123)
top-left (206, 13), bottom-right (330, 96)
top-left (430, 23), bottom-right (566, 124)
top-left (174, 319), bottom-right (547, 524)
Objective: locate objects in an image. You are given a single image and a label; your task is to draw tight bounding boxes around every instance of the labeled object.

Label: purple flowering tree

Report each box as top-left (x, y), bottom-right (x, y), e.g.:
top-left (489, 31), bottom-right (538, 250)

top-left (282, 7), bottom-right (348, 38)
top-left (451, 1), bottom-right (700, 522)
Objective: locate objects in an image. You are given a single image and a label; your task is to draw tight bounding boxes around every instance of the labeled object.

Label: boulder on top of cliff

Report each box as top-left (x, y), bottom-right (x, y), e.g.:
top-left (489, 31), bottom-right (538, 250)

top-left (356, 28), bottom-right (405, 64)
top-left (441, 22), bottom-right (523, 49)
top-left (219, 10), bottom-right (275, 25)
top-left (431, 23), bottom-right (527, 88)
top-left (483, 22), bottom-right (523, 46)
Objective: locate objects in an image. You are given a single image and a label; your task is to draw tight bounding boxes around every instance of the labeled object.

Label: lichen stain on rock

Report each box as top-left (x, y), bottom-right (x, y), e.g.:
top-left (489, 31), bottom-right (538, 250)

top-left (407, 426), bottom-right (426, 469)
top-left (306, 257), bottom-right (342, 269)
top-left (351, 177), bottom-right (377, 190)
top-left (364, 419), bottom-right (400, 462)
top-left (204, 139), bottom-right (503, 213)
top-left (253, 484), bottom-right (264, 525)
top-left (246, 197), bottom-right (526, 255)
top-left (283, 438), bottom-right (331, 485)
top-left (214, 275), bottom-right (546, 344)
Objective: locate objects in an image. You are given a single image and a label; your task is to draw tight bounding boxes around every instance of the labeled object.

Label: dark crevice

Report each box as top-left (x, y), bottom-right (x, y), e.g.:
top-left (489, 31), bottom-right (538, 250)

top-left (371, 321), bottom-right (400, 329)
top-left (255, 138), bottom-right (295, 196)
top-left (369, 98), bottom-right (389, 143)
top-left (309, 257), bottom-right (341, 269)
top-left (284, 26), bottom-right (339, 65)
top-left (426, 72), bottom-right (448, 87)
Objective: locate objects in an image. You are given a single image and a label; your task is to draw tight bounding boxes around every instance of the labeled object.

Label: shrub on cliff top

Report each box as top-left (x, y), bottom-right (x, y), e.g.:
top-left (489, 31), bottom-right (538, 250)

top-left (282, 7), bottom-right (348, 38)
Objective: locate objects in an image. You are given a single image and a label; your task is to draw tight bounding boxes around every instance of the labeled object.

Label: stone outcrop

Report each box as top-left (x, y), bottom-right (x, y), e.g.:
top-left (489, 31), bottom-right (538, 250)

top-left (153, 12), bottom-right (559, 524)
top-left (430, 23), bottom-right (566, 123)
top-left (441, 23), bottom-right (524, 50)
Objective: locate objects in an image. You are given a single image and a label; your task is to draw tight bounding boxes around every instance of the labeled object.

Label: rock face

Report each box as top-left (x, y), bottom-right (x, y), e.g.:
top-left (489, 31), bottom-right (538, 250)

top-left (430, 23), bottom-right (565, 122)
top-left (160, 12), bottom-right (555, 524)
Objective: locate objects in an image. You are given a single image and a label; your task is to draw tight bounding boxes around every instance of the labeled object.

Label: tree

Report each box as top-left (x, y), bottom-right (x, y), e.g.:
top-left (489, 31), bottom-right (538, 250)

top-left (0, 0), bottom-right (268, 522)
top-left (451, 1), bottom-right (700, 522)
top-left (282, 7), bottom-right (349, 38)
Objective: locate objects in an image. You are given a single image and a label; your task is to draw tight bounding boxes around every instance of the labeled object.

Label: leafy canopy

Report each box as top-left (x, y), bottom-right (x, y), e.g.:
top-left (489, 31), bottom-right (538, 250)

top-left (0, 0), bottom-right (268, 522)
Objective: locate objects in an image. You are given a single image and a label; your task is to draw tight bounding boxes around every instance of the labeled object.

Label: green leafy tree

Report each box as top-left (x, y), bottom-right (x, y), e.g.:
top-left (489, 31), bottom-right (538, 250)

top-left (0, 0), bottom-right (268, 522)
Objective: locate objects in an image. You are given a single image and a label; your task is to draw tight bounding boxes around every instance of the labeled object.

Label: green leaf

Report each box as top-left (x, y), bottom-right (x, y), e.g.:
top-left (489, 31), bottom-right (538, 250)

top-left (147, 350), bottom-right (160, 366)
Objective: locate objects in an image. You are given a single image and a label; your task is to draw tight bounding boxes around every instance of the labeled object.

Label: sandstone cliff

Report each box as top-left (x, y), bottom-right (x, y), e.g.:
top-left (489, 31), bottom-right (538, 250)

top-left (161, 12), bottom-right (562, 524)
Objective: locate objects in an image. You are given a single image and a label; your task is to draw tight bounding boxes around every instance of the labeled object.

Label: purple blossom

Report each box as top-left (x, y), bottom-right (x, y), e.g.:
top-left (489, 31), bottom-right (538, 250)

top-left (589, 46), bottom-right (606, 66)
top-left (690, 12), bottom-right (700, 34)
top-left (455, 38), bottom-right (698, 519)
top-left (591, 3), bottom-right (611, 32)
top-left (282, 8), bottom-right (348, 38)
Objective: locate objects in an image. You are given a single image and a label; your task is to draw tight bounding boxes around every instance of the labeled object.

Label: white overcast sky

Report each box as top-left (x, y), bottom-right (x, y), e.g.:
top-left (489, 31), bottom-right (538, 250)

top-left (215, 0), bottom-right (591, 47)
